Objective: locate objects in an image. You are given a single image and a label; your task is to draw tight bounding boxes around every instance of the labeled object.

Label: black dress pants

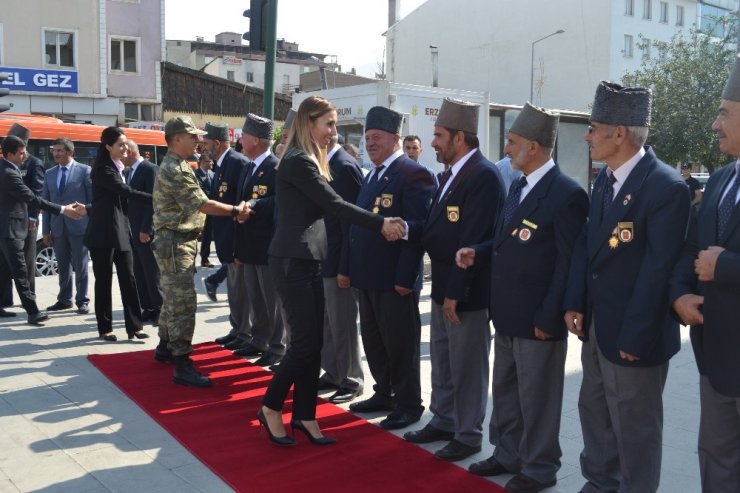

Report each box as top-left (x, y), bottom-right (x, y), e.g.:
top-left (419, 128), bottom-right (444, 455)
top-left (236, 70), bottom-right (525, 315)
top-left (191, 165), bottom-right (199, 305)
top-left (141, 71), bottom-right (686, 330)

top-left (263, 256), bottom-right (323, 420)
top-left (89, 247), bottom-right (143, 336)
top-left (0, 237), bottom-right (39, 315)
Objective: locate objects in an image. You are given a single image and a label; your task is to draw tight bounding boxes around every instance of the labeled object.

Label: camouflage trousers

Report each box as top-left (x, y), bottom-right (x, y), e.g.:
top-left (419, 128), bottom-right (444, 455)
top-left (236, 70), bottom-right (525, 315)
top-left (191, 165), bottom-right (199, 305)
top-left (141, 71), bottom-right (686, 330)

top-left (152, 235), bottom-right (198, 356)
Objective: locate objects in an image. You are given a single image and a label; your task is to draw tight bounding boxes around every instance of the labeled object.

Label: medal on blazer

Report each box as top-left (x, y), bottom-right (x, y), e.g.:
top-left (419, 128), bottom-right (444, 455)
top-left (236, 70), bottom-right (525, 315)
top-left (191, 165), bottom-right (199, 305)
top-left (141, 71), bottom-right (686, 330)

top-left (609, 227), bottom-right (619, 249)
top-left (258, 185), bottom-right (268, 196)
top-left (252, 185), bottom-right (259, 199)
top-left (517, 219), bottom-right (538, 243)
top-left (381, 194), bottom-right (393, 208)
top-left (447, 206), bottom-right (460, 222)
top-left (373, 196), bottom-right (381, 214)
top-left (219, 181), bottom-right (228, 198)
top-left (618, 222), bottom-right (634, 243)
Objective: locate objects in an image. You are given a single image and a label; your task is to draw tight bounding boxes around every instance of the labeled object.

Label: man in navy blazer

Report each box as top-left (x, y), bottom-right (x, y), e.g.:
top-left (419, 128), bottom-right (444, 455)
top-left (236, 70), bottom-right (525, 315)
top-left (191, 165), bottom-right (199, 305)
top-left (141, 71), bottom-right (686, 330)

top-left (402, 98), bottom-right (504, 463)
top-left (671, 55), bottom-right (740, 493)
top-left (124, 140), bottom-right (162, 324)
top-left (460, 104), bottom-right (588, 493)
top-left (42, 138), bottom-right (92, 314)
top-left (202, 123), bottom-right (249, 346)
top-left (0, 136), bottom-right (81, 324)
top-left (194, 155), bottom-right (215, 267)
top-left (346, 106), bottom-right (436, 430)
top-left (231, 114), bottom-right (285, 367)
top-left (319, 134), bottom-right (366, 404)
top-left (563, 82), bottom-right (691, 493)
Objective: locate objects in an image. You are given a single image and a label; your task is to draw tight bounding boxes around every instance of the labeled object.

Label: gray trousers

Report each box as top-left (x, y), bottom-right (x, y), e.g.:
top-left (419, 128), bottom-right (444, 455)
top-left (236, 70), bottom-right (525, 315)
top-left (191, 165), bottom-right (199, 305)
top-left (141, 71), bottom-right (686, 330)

top-left (320, 278), bottom-right (363, 390)
top-left (52, 233), bottom-right (89, 306)
top-left (490, 333), bottom-right (566, 483)
top-left (243, 263), bottom-right (286, 355)
top-left (698, 375), bottom-right (740, 493)
top-left (579, 324), bottom-right (668, 493)
top-left (226, 262), bottom-right (252, 339)
top-left (429, 302), bottom-right (490, 447)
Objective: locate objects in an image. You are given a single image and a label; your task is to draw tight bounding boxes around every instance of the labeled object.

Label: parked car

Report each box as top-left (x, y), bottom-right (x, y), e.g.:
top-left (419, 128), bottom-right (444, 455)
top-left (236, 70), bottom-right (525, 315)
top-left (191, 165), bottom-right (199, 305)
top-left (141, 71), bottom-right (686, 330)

top-left (35, 215), bottom-right (57, 277)
top-left (693, 173), bottom-right (710, 192)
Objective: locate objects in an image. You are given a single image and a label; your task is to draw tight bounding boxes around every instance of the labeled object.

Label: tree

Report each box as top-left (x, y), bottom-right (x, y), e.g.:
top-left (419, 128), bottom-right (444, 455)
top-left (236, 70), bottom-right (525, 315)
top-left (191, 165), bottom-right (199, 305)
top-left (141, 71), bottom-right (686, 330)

top-left (623, 15), bottom-right (739, 173)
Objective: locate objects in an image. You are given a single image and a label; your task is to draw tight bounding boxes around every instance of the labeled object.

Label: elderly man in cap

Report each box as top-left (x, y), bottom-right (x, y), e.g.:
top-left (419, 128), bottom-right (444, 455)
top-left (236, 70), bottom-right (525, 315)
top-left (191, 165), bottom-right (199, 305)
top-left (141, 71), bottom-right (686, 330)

top-left (199, 122), bottom-right (251, 349)
top-left (232, 114), bottom-right (286, 367)
top-left (563, 82), bottom-right (691, 493)
top-left (152, 116), bottom-right (250, 387)
top-left (401, 98), bottom-right (504, 461)
top-left (346, 106), bottom-right (435, 430)
top-left (458, 103), bottom-right (588, 492)
top-left (671, 54), bottom-right (740, 493)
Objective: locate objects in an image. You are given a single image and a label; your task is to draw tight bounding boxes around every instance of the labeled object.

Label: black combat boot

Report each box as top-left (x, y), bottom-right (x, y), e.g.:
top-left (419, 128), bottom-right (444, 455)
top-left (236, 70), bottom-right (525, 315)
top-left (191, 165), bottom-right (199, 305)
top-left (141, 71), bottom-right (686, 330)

top-left (154, 339), bottom-right (172, 363)
top-left (172, 354), bottom-right (212, 387)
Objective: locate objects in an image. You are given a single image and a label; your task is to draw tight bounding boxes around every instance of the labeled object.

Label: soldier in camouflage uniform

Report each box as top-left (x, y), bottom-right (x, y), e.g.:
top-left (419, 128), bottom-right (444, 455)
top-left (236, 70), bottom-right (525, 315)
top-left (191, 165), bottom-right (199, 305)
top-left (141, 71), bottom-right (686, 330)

top-left (152, 116), bottom-right (251, 387)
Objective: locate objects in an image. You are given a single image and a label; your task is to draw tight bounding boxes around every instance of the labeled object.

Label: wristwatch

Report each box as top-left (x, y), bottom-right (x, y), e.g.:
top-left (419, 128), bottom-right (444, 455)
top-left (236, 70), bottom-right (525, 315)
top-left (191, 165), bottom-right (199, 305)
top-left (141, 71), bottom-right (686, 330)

top-left (231, 205), bottom-right (239, 217)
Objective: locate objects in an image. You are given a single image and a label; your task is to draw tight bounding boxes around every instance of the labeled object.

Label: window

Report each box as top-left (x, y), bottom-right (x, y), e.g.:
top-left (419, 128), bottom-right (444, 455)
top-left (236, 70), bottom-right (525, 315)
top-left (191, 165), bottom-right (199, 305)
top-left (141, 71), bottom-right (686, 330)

top-left (660, 2), bottom-right (668, 23)
top-left (110, 37), bottom-right (138, 73)
top-left (624, 35), bottom-right (634, 57)
top-left (226, 70), bottom-right (235, 81)
top-left (676, 6), bottom-right (684, 26)
top-left (246, 71), bottom-right (254, 83)
top-left (625, 0), bottom-right (634, 16)
top-left (700, 4), bottom-right (731, 37)
top-left (124, 103), bottom-right (155, 122)
top-left (641, 38), bottom-right (651, 59)
top-left (643, 0), bottom-right (652, 20)
top-left (44, 29), bottom-right (75, 68)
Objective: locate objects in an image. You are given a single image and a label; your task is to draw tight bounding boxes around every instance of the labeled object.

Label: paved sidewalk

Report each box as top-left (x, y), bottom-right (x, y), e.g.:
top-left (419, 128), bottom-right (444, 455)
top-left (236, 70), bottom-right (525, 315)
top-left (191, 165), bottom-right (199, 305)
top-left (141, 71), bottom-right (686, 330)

top-left (0, 264), bottom-right (701, 492)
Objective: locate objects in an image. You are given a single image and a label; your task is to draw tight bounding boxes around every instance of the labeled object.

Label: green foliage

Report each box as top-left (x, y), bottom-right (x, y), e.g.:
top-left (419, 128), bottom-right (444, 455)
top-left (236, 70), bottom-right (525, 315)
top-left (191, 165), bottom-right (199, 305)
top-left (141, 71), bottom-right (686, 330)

top-left (272, 125), bottom-right (284, 153)
top-left (622, 15), bottom-right (739, 173)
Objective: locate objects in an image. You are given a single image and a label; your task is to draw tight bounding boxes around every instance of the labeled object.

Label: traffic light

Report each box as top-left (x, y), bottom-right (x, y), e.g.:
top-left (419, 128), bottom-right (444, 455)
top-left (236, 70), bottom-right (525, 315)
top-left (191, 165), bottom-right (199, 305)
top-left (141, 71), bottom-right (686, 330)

top-left (0, 73), bottom-right (11, 113)
top-left (243, 0), bottom-right (268, 52)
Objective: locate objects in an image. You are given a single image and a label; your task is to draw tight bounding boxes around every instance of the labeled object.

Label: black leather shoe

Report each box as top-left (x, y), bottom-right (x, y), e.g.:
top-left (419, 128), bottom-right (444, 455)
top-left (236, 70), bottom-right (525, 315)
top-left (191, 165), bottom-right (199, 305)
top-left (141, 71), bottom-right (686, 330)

top-left (434, 439), bottom-right (481, 462)
top-left (201, 259), bottom-right (215, 268)
top-left (99, 333), bottom-right (118, 342)
top-left (379, 409), bottom-right (423, 430)
top-left (46, 301), bottom-right (73, 311)
top-left (214, 333), bottom-right (236, 345)
top-left (349, 393), bottom-right (395, 413)
top-left (233, 342), bottom-right (263, 356)
top-left (317, 375), bottom-right (339, 391)
top-left (202, 277), bottom-right (218, 302)
top-left (0, 308), bottom-right (16, 318)
top-left (224, 337), bottom-right (250, 351)
top-left (128, 330), bottom-right (150, 340)
top-left (254, 352), bottom-right (282, 366)
top-left (28, 312), bottom-right (50, 325)
top-left (76, 303), bottom-right (89, 315)
top-left (404, 423), bottom-right (455, 444)
top-left (328, 387), bottom-right (362, 404)
top-left (468, 456), bottom-right (511, 477)
top-left (504, 473), bottom-right (556, 493)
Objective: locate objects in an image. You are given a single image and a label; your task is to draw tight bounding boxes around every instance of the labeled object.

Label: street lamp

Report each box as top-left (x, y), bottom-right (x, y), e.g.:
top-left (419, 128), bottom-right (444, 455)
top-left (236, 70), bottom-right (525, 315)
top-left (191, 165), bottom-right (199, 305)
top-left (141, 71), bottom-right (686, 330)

top-left (530, 29), bottom-right (565, 103)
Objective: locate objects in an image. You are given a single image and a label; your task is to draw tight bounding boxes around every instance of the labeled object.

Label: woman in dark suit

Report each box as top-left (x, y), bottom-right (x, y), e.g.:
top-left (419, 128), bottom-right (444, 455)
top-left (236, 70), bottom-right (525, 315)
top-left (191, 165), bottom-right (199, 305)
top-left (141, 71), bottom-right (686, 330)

top-left (84, 127), bottom-right (151, 341)
top-left (257, 96), bottom-right (405, 446)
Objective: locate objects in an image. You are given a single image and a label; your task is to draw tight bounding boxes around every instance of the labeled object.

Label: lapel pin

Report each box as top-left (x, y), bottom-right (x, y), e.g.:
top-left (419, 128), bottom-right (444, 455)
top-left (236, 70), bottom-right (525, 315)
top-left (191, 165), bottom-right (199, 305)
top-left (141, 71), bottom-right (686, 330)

top-left (623, 193), bottom-right (631, 206)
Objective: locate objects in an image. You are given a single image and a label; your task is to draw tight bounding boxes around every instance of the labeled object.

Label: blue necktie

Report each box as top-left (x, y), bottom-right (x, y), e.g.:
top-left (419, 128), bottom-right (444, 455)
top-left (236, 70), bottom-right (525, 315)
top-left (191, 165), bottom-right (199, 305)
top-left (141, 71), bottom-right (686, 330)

top-left (717, 171), bottom-right (740, 241)
top-left (502, 176), bottom-right (527, 226)
top-left (601, 172), bottom-right (617, 220)
top-left (369, 165), bottom-right (385, 185)
top-left (59, 166), bottom-right (68, 196)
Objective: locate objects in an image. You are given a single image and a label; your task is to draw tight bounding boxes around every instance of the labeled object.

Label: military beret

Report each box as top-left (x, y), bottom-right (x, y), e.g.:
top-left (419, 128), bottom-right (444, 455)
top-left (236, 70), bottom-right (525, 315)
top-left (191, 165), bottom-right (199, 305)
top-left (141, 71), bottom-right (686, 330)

top-left (590, 81), bottom-right (652, 127)
top-left (243, 113), bottom-right (274, 140)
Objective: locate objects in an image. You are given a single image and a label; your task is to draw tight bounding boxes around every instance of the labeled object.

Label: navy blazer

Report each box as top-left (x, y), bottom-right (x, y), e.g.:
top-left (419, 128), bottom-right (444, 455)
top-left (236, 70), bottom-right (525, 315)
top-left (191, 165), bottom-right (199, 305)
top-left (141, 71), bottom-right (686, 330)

top-left (0, 158), bottom-right (62, 240)
top-left (268, 149), bottom-right (383, 260)
top-left (210, 148), bottom-right (248, 263)
top-left (83, 160), bottom-right (151, 251)
top-left (670, 163), bottom-right (740, 396)
top-left (478, 165), bottom-right (588, 339)
top-left (126, 159), bottom-right (158, 236)
top-left (42, 161), bottom-right (92, 238)
top-left (323, 147), bottom-right (364, 278)
top-left (194, 167), bottom-right (214, 195)
top-left (564, 147), bottom-right (691, 366)
top-left (412, 149), bottom-right (504, 311)
top-left (234, 153), bottom-right (278, 265)
top-left (347, 153), bottom-right (435, 292)
top-left (22, 154), bottom-right (45, 221)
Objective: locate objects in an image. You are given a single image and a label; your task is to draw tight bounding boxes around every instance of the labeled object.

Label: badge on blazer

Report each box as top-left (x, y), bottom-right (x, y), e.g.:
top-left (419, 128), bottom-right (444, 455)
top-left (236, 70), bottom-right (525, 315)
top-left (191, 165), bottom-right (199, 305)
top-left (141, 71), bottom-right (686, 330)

top-left (618, 222), bottom-right (634, 243)
top-left (516, 219), bottom-right (538, 244)
top-left (258, 171), bottom-right (264, 177)
top-left (623, 193), bottom-right (632, 206)
top-left (381, 194), bottom-right (393, 208)
top-left (258, 185), bottom-right (268, 196)
top-left (609, 226), bottom-right (619, 249)
top-left (219, 182), bottom-right (228, 198)
top-left (447, 206), bottom-right (460, 222)
top-left (511, 228), bottom-right (519, 237)
top-left (373, 197), bottom-right (381, 214)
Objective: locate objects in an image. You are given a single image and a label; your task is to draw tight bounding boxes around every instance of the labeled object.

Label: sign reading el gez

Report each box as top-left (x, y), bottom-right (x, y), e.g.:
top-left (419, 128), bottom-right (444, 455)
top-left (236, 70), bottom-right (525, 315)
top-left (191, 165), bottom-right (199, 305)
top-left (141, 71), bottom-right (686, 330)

top-left (0, 67), bottom-right (79, 94)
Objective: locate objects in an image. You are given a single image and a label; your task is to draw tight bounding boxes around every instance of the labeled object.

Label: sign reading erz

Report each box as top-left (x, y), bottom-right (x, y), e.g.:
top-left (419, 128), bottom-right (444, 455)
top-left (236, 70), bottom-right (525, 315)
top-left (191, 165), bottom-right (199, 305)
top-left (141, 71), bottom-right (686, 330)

top-left (0, 66), bottom-right (79, 94)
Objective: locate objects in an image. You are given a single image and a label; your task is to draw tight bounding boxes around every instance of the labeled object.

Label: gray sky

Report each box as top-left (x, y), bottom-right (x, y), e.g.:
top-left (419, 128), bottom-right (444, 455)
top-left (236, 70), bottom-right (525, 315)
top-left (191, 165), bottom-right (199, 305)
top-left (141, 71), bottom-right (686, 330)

top-left (165, 0), bottom-right (427, 77)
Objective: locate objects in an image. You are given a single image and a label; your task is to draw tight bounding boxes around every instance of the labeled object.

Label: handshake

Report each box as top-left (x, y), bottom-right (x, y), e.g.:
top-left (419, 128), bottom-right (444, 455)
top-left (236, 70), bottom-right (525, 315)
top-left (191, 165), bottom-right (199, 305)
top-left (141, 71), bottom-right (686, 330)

top-left (381, 217), bottom-right (406, 242)
top-left (233, 200), bottom-right (253, 223)
top-left (62, 202), bottom-right (88, 220)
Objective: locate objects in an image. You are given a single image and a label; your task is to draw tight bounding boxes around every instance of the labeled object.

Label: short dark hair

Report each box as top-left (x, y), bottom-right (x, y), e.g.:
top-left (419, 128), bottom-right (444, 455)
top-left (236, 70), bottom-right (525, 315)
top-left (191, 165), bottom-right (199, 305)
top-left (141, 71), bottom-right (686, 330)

top-left (52, 137), bottom-right (74, 152)
top-left (403, 135), bottom-right (422, 145)
top-left (462, 131), bottom-right (479, 148)
top-left (1, 135), bottom-right (26, 156)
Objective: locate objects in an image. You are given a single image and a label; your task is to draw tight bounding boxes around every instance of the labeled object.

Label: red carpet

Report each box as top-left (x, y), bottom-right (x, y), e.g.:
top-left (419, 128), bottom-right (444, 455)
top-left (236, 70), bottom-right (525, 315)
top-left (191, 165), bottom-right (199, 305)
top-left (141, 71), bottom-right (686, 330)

top-left (88, 343), bottom-right (506, 493)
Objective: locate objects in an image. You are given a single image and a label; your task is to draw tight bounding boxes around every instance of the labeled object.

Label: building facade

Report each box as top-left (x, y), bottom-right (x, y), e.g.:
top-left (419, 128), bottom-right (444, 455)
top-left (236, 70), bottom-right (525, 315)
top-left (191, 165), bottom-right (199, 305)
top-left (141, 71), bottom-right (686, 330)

top-left (0, 0), bottom-right (164, 126)
top-left (385, 0), bottom-right (738, 111)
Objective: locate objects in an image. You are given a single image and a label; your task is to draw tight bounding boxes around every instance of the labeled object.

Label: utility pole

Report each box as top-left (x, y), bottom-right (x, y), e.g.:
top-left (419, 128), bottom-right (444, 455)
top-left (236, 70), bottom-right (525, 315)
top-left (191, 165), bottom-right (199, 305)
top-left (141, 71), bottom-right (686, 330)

top-left (263, 0), bottom-right (278, 119)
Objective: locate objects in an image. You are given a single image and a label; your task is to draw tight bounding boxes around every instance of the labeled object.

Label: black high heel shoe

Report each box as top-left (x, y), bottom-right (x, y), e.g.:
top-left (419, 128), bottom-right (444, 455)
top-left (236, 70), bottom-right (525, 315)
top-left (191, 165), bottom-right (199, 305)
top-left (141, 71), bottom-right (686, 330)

top-left (128, 330), bottom-right (150, 340)
top-left (290, 420), bottom-right (337, 445)
top-left (99, 332), bottom-right (117, 342)
top-left (257, 409), bottom-right (295, 447)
